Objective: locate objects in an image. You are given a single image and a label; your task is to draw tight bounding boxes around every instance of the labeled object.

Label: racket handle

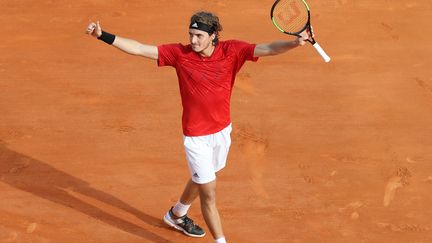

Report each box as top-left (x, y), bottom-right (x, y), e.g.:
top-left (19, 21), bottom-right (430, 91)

top-left (312, 42), bottom-right (331, 63)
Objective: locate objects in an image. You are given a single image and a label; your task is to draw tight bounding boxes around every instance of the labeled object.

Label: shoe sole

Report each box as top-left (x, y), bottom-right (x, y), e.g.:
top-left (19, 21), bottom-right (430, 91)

top-left (163, 213), bottom-right (206, 238)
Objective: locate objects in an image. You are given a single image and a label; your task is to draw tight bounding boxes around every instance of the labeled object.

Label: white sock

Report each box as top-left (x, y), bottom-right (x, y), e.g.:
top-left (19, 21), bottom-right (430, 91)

top-left (172, 201), bottom-right (191, 217)
top-left (215, 237), bottom-right (226, 243)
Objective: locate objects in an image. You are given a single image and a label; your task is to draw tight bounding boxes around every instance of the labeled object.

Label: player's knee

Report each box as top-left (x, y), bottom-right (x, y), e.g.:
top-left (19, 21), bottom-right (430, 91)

top-left (199, 188), bottom-right (217, 205)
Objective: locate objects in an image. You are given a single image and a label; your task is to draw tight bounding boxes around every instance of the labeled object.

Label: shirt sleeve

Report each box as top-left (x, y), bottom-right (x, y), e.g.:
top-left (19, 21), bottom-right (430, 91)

top-left (227, 40), bottom-right (258, 72)
top-left (230, 40), bottom-right (259, 63)
top-left (157, 43), bottom-right (182, 67)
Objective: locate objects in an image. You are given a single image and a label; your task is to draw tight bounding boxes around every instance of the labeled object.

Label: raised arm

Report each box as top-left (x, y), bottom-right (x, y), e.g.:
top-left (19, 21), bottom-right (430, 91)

top-left (253, 29), bottom-right (311, 57)
top-left (86, 21), bottom-right (158, 60)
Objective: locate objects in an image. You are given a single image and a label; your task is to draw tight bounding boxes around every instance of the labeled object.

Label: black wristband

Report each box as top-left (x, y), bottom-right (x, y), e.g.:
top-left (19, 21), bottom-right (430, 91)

top-left (97, 30), bottom-right (116, 45)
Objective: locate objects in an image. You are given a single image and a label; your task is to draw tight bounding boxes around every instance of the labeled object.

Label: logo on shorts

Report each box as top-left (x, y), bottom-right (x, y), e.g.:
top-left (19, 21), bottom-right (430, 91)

top-left (193, 172), bottom-right (200, 178)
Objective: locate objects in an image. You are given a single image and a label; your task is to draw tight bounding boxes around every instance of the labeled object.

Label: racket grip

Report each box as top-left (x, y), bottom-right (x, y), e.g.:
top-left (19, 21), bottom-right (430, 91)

top-left (312, 42), bottom-right (331, 63)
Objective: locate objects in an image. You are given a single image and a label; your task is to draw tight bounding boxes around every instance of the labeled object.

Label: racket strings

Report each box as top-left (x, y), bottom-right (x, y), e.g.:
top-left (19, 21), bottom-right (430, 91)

top-left (272, 0), bottom-right (309, 34)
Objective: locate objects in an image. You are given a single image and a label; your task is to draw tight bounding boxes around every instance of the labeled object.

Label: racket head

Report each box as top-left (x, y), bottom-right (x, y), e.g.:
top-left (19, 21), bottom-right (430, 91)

top-left (271, 0), bottom-right (310, 36)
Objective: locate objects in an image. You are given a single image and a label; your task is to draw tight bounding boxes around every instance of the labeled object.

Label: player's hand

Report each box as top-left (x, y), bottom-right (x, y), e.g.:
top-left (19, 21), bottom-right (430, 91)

top-left (86, 21), bottom-right (102, 38)
top-left (297, 26), bottom-right (314, 46)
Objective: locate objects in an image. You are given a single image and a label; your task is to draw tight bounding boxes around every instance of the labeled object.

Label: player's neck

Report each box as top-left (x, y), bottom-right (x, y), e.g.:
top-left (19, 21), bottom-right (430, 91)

top-left (199, 44), bottom-right (215, 57)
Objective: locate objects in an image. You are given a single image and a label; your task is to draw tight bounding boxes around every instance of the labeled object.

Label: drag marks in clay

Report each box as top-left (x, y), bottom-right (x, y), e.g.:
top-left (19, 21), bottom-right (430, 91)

top-left (8, 162), bottom-right (30, 175)
top-left (376, 222), bottom-right (430, 232)
top-left (103, 122), bottom-right (137, 134)
top-left (380, 22), bottom-right (399, 40)
top-left (414, 77), bottom-right (432, 96)
top-left (26, 223), bottom-right (37, 234)
top-left (234, 124), bottom-right (268, 198)
top-left (339, 201), bottom-right (364, 220)
top-left (235, 72), bottom-right (256, 96)
top-left (383, 167), bottom-right (411, 207)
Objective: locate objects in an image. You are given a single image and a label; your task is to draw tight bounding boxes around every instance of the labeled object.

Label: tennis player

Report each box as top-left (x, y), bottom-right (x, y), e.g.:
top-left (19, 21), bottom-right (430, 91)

top-left (86, 11), bottom-right (311, 243)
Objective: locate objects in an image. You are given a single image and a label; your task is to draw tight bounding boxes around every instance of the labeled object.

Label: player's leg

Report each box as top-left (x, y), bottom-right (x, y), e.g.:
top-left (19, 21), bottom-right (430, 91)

top-left (198, 179), bottom-right (224, 240)
top-left (164, 124), bottom-right (231, 241)
top-left (178, 179), bottom-right (199, 205)
top-left (171, 179), bottom-right (199, 218)
top-left (163, 179), bottom-right (205, 238)
top-left (203, 123), bottom-right (231, 243)
top-left (163, 135), bottom-right (213, 238)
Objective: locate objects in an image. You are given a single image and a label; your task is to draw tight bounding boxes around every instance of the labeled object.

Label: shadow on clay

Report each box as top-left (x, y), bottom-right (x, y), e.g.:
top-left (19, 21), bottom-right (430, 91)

top-left (0, 139), bottom-right (172, 242)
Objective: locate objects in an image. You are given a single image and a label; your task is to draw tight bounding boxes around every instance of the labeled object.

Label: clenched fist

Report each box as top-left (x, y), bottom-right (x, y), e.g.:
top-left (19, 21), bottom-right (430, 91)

top-left (85, 21), bottom-right (102, 38)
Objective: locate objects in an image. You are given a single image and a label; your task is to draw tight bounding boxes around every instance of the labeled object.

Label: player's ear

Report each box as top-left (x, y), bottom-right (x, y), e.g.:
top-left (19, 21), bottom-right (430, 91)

top-left (211, 33), bottom-right (218, 45)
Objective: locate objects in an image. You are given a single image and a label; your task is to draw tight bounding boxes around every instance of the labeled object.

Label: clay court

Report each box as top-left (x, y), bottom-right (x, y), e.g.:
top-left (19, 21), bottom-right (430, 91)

top-left (1, 0), bottom-right (432, 242)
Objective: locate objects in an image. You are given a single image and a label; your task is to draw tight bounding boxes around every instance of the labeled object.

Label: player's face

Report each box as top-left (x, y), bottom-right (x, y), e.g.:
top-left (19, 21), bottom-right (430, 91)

top-left (189, 29), bottom-right (214, 54)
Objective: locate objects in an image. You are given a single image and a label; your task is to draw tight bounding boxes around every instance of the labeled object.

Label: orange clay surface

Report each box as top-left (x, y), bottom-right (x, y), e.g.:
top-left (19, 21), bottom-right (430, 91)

top-left (1, 1), bottom-right (432, 242)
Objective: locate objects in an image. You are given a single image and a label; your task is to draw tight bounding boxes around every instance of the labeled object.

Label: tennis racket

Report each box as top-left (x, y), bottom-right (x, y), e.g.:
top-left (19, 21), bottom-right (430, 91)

top-left (271, 0), bottom-right (331, 62)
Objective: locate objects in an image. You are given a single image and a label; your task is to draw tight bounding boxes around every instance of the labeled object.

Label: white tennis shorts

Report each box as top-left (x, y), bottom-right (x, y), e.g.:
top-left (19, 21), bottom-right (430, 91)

top-left (183, 123), bottom-right (232, 184)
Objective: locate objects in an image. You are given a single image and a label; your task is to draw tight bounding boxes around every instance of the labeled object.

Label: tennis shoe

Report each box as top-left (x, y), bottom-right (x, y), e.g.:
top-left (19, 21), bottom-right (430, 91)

top-left (163, 207), bottom-right (205, 238)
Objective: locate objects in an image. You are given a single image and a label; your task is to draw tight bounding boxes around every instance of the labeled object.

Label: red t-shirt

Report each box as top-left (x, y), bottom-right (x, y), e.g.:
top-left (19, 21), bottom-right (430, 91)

top-left (157, 40), bottom-right (258, 136)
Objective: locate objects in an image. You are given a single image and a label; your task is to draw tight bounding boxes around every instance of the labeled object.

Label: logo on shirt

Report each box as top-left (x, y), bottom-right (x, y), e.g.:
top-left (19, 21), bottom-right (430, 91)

top-left (193, 172), bottom-right (200, 178)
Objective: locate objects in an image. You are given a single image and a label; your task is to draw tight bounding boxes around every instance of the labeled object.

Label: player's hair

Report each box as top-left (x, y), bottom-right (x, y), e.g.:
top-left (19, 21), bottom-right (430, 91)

top-left (190, 11), bottom-right (223, 45)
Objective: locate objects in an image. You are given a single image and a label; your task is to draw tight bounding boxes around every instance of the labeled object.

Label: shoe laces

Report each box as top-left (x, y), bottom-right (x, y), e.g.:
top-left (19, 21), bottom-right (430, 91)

top-left (182, 216), bottom-right (195, 228)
